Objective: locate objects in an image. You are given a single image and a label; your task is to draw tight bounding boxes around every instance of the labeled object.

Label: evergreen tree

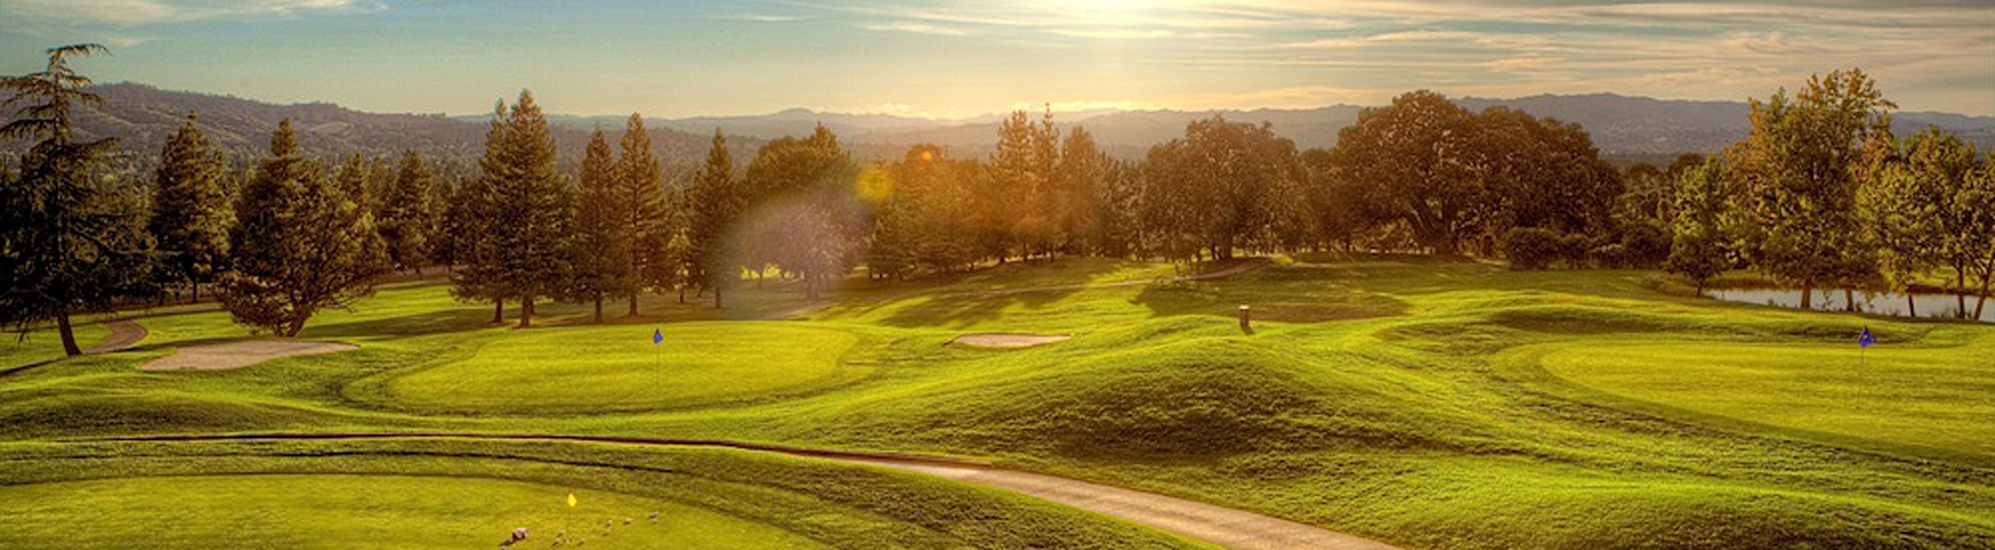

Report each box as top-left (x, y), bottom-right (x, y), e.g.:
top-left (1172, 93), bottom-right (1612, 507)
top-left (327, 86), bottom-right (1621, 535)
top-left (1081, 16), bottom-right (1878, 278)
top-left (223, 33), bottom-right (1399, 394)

top-left (686, 129), bottom-right (741, 307)
top-left (488, 90), bottom-right (571, 328)
top-left (690, 131), bottom-right (746, 306)
top-left (1054, 126), bottom-right (1108, 254)
top-left (449, 101), bottom-right (514, 323)
top-left (569, 127), bottom-right (625, 323)
top-left (0, 44), bottom-right (155, 356)
top-left (148, 112), bottom-right (233, 303)
top-left (378, 151), bottom-right (435, 273)
top-left (987, 110), bottom-right (1044, 260)
top-left (616, 113), bottom-right (670, 315)
top-left (220, 120), bottom-right (388, 336)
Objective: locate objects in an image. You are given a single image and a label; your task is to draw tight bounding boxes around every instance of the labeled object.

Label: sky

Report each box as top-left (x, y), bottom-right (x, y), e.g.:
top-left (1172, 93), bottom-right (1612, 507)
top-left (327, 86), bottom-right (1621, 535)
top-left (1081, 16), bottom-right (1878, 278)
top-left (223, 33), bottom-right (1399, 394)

top-left (2, 0), bottom-right (1992, 118)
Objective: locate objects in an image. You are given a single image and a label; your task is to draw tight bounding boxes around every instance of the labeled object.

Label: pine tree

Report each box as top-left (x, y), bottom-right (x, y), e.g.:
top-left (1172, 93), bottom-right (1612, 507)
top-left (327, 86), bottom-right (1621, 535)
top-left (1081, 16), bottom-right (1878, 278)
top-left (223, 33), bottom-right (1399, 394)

top-left (616, 113), bottom-right (669, 315)
top-left (686, 129), bottom-right (742, 307)
top-left (0, 44), bottom-right (156, 356)
top-left (569, 127), bottom-right (625, 323)
top-left (1055, 126), bottom-right (1108, 254)
top-left (449, 101), bottom-right (513, 323)
top-left (220, 120), bottom-right (388, 336)
top-left (149, 112), bottom-right (233, 303)
top-left (333, 153), bottom-right (385, 262)
top-left (379, 151), bottom-right (435, 273)
top-left (488, 90), bottom-right (571, 328)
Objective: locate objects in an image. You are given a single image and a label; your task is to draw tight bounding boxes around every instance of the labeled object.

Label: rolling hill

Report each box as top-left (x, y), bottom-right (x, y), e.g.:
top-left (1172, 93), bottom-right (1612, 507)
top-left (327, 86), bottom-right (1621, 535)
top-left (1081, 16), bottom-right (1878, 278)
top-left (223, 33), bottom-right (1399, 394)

top-left (11, 84), bottom-right (1993, 169)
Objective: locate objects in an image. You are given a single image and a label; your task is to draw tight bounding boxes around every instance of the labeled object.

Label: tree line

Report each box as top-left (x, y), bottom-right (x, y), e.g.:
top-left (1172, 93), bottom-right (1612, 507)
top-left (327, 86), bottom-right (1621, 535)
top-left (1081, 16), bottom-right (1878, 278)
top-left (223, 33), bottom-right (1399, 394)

top-left (7, 45), bottom-right (1992, 355)
top-left (1654, 70), bottom-right (1995, 319)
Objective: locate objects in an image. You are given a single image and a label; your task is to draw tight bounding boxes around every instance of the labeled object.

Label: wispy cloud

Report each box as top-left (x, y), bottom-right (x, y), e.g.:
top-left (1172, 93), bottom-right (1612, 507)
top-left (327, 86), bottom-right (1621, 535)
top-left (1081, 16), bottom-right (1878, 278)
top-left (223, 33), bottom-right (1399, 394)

top-left (861, 21), bottom-right (972, 36)
top-left (709, 13), bottom-right (808, 23)
top-left (3, 0), bottom-right (376, 27)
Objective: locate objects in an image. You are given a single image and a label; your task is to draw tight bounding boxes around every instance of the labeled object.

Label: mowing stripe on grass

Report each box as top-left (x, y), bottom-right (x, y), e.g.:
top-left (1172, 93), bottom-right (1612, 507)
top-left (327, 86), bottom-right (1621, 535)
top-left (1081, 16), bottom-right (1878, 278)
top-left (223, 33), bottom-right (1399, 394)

top-left (80, 431), bottom-right (1403, 550)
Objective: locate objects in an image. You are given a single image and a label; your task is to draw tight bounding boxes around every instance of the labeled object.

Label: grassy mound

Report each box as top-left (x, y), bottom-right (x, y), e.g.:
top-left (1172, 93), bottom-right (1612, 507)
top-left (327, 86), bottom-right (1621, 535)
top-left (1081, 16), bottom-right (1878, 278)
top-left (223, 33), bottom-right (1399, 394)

top-left (818, 335), bottom-right (1461, 460)
top-left (384, 322), bottom-right (859, 414)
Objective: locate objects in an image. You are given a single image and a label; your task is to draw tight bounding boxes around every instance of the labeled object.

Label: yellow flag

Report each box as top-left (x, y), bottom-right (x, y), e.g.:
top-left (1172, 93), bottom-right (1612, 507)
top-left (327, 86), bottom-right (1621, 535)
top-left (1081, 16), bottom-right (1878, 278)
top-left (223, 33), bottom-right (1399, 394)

top-left (567, 493), bottom-right (577, 508)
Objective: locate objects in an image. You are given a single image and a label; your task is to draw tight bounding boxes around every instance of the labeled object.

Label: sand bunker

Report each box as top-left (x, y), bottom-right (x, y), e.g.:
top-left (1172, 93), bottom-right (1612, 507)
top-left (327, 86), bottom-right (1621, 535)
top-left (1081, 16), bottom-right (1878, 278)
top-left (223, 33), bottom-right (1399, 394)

top-left (141, 340), bottom-right (358, 371)
top-left (951, 333), bottom-right (1071, 348)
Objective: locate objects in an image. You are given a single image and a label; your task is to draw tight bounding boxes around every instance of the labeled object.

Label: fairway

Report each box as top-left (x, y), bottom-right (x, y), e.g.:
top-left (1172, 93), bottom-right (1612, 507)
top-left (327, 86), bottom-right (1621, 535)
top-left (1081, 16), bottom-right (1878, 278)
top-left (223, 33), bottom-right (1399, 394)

top-left (385, 322), bottom-right (859, 413)
top-left (5, 258), bottom-right (1993, 550)
top-left (1541, 340), bottom-right (1995, 456)
top-left (0, 475), bottom-right (828, 550)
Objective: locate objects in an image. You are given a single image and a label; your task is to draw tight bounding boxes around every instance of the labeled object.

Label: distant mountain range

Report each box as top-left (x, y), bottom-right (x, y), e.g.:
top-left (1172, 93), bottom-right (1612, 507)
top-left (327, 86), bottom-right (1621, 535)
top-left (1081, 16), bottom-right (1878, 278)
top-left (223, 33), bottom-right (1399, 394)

top-left (11, 84), bottom-right (1993, 173)
top-left (491, 93), bottom-right (1995, 162)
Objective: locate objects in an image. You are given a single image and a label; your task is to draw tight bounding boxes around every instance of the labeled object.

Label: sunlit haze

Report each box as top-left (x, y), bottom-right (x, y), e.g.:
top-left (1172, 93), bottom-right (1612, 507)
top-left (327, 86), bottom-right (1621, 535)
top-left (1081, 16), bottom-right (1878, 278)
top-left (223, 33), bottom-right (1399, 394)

top-left (3, 0), bottom-right (1993, 116)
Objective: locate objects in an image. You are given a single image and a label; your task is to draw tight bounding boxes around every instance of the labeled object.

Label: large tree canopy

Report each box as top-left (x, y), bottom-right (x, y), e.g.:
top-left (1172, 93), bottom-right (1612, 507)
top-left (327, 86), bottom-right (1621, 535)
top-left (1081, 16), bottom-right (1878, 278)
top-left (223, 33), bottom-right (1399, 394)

top-left (0, 44), bottom-right (155, 356)
top-left (220, 120), bottom-right (388, 336)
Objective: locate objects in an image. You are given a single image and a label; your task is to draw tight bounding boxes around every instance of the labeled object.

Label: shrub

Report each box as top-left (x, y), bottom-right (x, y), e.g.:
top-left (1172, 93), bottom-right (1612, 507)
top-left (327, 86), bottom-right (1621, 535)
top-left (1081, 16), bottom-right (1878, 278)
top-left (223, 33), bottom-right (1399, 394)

top-left (1618, 222), bottom-right (1671, 267)
top-left (1502, 227), bottom-right (1567, 270)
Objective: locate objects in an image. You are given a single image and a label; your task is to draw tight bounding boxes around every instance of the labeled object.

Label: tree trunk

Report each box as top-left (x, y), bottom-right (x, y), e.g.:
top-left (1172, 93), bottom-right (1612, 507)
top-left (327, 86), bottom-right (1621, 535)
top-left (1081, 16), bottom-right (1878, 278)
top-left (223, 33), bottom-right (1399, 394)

top-left (491, 299), bottom-right (504, 324)
top-left (1960, 268), bottom-right (1971, 319)
top-left (593, 296), bottom-right (604, 324)
top-left (414, 265), bottom-right (423, 276)
top-left (56, 309), bottom-right (82, 357)
top-left (628, 293), bottom-right (639, 317)
top-left (517, 298), bottom-right (534, 329)
top-left (1845, 288), bottom-right (1857, 313)
top-left (678, 286), bottom-right (685, 304)
top-left (714, 286), bottom-right (724, 309)
top-left (1907, 294), bottom-right (1917, 318)
top-left (1799, 281), bottom-right (1813, 310)
top-left (191, 280), bottom-right (200, 303)
top-left (285, 317), bottom-right (308, 338)
top-left (1976, 274), bottom-right (1991, 320)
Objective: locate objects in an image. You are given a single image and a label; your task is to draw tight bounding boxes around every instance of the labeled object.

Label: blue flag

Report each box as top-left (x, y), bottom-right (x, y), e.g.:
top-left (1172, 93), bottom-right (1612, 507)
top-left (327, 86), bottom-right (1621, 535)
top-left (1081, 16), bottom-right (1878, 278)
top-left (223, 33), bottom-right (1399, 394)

top-left (1858, 327), bottom-right (1875, 348)
top-left (653, 327), bottom-right (663, 344)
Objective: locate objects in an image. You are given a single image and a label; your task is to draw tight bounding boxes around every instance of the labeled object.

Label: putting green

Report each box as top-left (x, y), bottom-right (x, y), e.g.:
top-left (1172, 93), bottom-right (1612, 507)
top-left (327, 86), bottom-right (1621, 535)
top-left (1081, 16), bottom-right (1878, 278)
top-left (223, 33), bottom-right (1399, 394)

top-left (1541, 340), bottom-right (1995, 456)
top-left (0, 474), bottom-right (829, 550)
top-left (386, 322), bottom-right (858, 413)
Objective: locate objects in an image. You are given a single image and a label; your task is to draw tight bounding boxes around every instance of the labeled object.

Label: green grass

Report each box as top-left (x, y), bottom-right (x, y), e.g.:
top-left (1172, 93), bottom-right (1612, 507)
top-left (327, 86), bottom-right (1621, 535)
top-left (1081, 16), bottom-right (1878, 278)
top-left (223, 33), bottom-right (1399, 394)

top-left (2, 322), bottom-right (106, 370)
top-left (2, 256), bottom-right (1992, 549)
top-left (383, 322), bottom-right (860, 414)
top-left (1540, 340), bottom-right (1995, 456)
top-left (0, 438), bottom-right (1217, 550)
top-left (0, 475), bottom-right (828, 550)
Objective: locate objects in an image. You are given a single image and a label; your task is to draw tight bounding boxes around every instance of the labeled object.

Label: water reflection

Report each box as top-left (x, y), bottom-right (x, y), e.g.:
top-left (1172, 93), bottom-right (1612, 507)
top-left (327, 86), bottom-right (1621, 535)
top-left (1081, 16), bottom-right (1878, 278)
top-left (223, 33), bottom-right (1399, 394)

top-left (1708, 288), bottom-right (1992, 322)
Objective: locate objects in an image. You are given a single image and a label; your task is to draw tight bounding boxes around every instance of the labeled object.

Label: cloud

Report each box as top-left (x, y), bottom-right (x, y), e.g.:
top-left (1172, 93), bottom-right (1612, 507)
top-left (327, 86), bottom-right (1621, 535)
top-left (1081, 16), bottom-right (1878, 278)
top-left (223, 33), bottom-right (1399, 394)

top-left (862, 21), bottom-right (972, 36)
top-left (709, 13), bottom-right (808, 23)
top-left (2, 0), bottom-right (374, 27)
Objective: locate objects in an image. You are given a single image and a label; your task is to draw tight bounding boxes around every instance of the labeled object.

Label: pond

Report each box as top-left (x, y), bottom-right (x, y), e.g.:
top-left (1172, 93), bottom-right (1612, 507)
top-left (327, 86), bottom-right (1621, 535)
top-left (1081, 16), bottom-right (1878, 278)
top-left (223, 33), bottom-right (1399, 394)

top-left (1709, 288), bottom-right (1993, 322)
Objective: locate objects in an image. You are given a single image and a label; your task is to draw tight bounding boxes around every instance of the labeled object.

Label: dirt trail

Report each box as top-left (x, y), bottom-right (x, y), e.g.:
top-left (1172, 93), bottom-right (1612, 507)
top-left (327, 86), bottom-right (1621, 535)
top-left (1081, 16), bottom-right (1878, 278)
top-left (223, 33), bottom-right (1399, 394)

top-left (83, 318), bottom-right (147, 354)
top-left (86, 432), bottom-right (1402, 550)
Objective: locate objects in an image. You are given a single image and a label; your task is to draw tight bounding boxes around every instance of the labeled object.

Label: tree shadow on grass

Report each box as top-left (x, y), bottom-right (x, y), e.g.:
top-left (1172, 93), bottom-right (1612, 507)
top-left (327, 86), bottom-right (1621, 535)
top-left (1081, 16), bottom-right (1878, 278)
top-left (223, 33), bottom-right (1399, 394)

top-left (833, 259), bottom-right (1139, 329)
top-left (299, 307), bottom-right (499, 340)
top-left (1131, 269), bottom-right (1411, 324)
